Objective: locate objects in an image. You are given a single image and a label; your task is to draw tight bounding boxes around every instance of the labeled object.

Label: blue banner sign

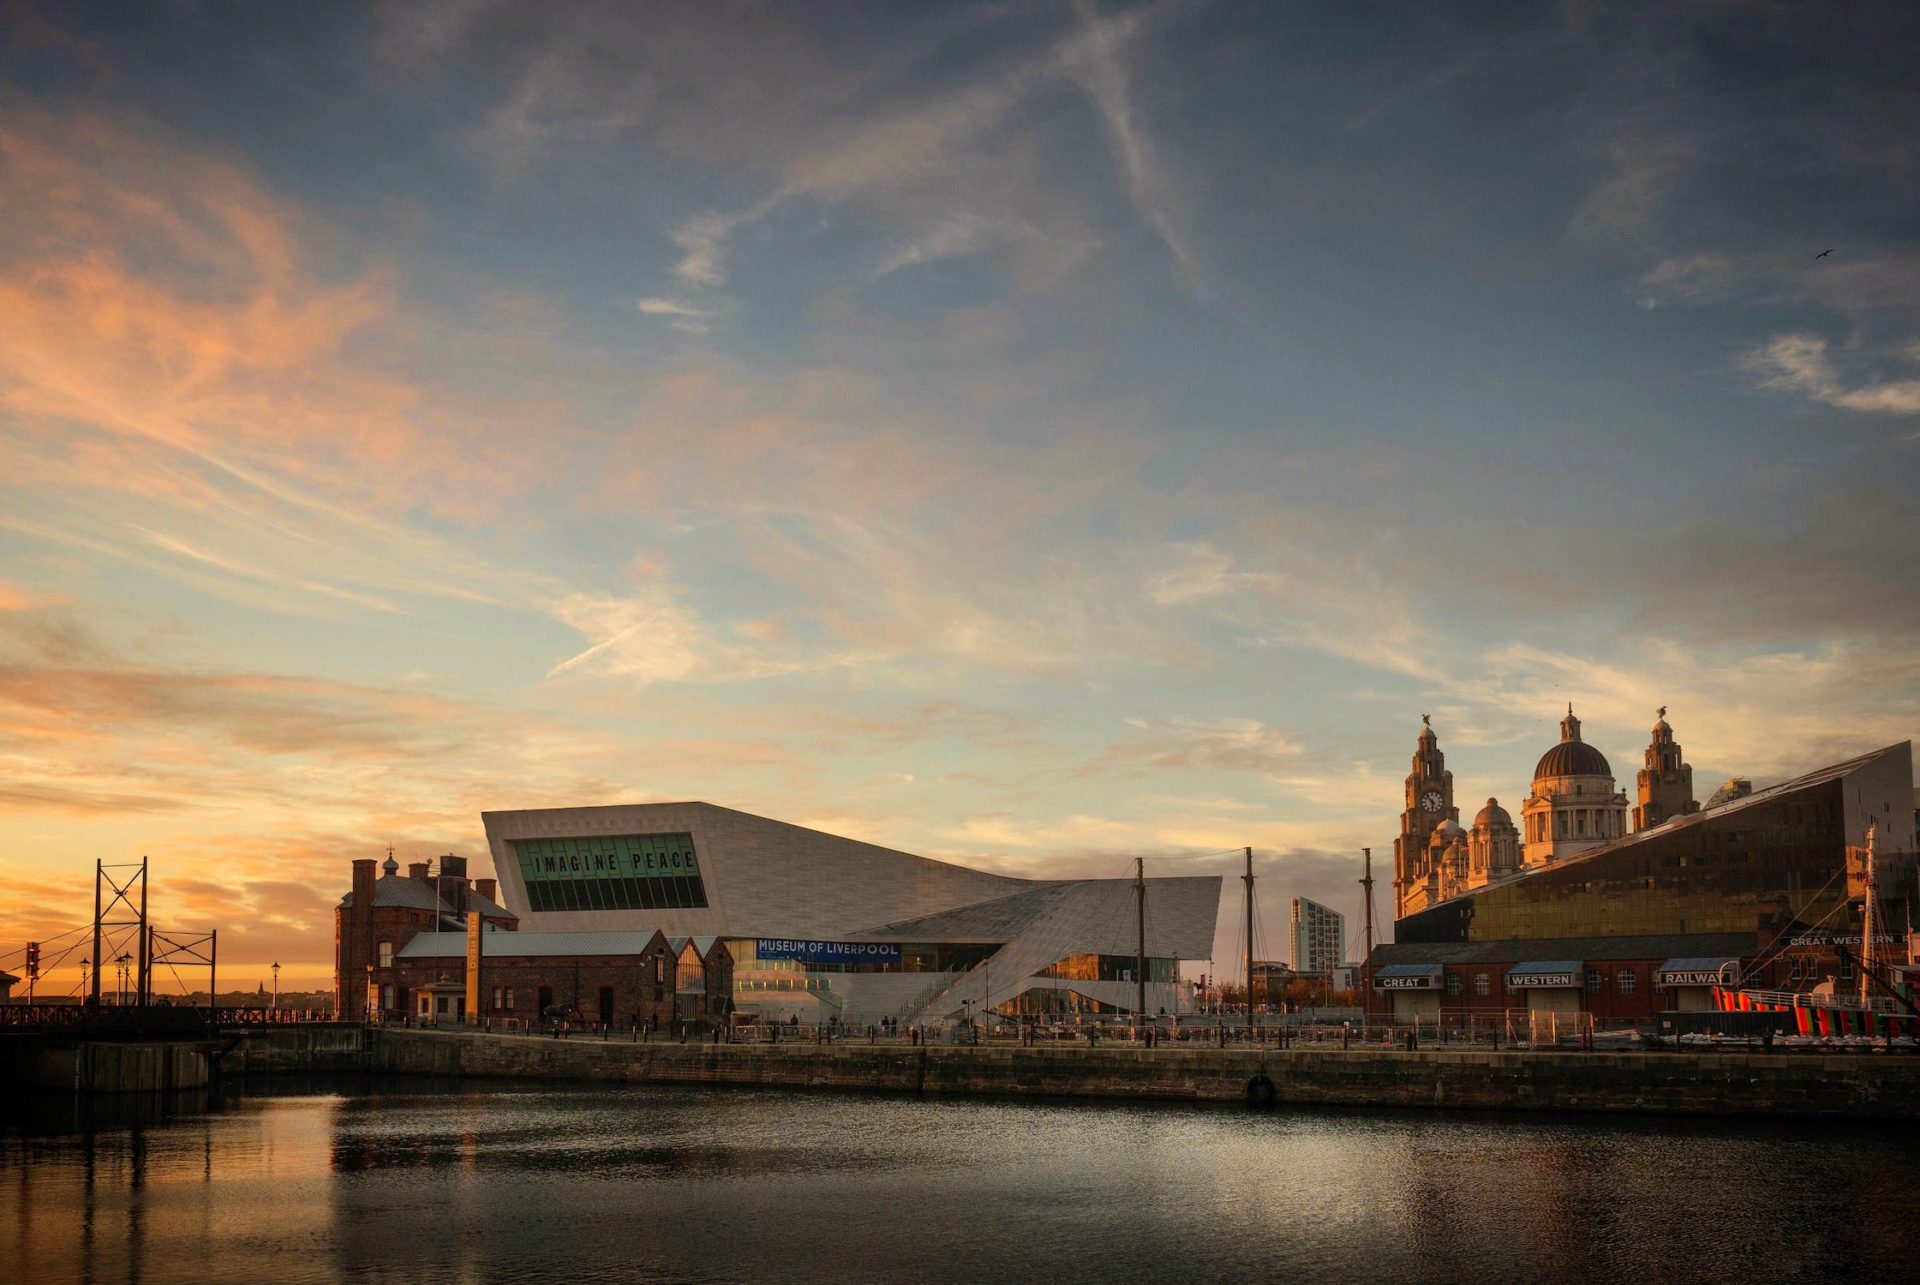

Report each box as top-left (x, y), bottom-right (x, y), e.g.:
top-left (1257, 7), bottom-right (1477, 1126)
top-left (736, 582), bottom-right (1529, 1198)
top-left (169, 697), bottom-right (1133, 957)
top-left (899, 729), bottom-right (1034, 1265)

top-left (758, 939), bottom-right (902, 965)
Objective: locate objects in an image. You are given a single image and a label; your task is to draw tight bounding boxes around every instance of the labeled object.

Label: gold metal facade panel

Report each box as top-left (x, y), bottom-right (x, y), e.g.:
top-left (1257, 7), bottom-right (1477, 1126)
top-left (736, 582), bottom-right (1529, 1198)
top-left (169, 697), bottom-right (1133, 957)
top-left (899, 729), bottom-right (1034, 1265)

top-left (1397, 781), bottom-right (1875, 944)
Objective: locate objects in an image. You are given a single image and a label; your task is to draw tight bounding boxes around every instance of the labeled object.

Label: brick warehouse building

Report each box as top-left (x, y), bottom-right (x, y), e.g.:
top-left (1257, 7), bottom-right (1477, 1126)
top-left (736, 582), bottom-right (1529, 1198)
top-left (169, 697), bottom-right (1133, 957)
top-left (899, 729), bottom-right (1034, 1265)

top-left (334, 852), bottom-right (517, 1021)
top-left (392, 930), bottom-right (733, 1029)
top-left (336, 852), bottom-right (734, 1028)
top-left (1367, 725), bottom-right (1917, 1029)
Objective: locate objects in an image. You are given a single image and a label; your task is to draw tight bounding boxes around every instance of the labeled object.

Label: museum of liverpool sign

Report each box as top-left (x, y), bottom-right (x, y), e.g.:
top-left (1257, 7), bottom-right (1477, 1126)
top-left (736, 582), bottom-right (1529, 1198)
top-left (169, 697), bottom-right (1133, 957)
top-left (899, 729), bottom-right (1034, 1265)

top-left (756, 940), bottom-right (903, 965)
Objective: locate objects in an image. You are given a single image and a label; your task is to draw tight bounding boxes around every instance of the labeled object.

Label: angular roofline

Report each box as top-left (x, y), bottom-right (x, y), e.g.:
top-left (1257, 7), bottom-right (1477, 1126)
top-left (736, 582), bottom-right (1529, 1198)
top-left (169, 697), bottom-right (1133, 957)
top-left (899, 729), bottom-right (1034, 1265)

top-left (482, 800), bottom-right (1037, 888)
top-left (1413, 741), bottom-right (1910, 913)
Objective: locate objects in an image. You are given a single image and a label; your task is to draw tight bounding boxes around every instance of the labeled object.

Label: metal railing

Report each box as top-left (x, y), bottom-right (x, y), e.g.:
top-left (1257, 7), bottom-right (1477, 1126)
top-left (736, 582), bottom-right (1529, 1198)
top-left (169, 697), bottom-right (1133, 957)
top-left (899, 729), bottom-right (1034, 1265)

top-left (1730, 987), bottom-right (1912, 1016)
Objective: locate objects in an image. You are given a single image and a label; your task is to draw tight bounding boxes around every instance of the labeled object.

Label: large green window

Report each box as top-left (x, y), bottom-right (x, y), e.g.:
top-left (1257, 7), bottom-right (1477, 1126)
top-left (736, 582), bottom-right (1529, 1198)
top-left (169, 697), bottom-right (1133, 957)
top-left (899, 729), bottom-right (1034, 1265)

top-left (512, 834), bottom-right (709, 913)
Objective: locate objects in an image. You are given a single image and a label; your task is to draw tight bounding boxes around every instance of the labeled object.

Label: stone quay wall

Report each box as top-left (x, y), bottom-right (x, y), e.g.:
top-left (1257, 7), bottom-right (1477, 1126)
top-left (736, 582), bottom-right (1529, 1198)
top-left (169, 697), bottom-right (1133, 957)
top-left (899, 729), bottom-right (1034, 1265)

top-left (7, 1039), bottom-right (216, 1094)
top-left (218, 1028), bottom-right (1920, 1119)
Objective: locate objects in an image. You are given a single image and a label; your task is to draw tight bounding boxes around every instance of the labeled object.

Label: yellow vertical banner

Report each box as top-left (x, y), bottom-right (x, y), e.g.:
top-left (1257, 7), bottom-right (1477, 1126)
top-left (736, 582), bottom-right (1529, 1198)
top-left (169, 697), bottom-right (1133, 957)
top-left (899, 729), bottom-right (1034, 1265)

top-left (465, 911), bottom-right (483, 1025)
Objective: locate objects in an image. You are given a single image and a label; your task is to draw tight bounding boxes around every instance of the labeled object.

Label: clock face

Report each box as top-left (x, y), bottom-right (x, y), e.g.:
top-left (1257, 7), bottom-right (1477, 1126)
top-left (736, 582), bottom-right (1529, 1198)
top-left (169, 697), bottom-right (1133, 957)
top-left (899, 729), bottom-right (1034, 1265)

top-left (1419, 790), bottom-right (1445, 813)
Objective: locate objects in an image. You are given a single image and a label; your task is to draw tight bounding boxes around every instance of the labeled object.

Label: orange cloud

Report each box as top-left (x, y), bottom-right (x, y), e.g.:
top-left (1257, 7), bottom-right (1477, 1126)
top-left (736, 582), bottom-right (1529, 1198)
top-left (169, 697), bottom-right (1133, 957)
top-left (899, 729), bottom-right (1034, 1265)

top-left (0, 107), bottom-right (561, 527)
top-left (0, 579), bottom-right (68, 611)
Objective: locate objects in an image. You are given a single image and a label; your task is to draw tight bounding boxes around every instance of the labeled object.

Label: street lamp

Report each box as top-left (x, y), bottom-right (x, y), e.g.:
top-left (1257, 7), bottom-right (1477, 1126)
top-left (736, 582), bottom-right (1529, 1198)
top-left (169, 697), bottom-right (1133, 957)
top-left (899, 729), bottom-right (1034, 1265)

top-left (271, 961), bottom-right (281, 1012)
top-left (115, 952), bottom-right (132, 1007)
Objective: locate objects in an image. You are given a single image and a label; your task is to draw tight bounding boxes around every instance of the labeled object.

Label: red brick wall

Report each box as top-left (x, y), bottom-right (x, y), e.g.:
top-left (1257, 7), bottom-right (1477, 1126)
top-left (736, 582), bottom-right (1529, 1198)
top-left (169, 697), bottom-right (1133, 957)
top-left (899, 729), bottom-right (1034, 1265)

top-left (1369, 956), bottom-right (1754, 1026)
top-left (335, 884), bottom-right (515, 1019)
top-left (394, 946), bottom-right (682, 1029)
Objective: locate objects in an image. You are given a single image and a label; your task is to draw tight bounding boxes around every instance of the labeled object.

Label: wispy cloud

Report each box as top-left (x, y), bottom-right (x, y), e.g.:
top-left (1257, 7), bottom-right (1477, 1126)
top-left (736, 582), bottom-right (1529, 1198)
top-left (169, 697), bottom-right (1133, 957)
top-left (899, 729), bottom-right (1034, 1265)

top-left (1740, 333), bottom-right (1920, 416)
top-left (670, 194), bottom-right (784, 287)
top-left (867, 214), bottom-right (1000, 282)
top-left (1635, 253), bottom-right (1735, 309)
top-left (1064, 0), bottom-right (1203, 281)
top-left (636, 296), bottom-right (718, 333)
top-left (1085, 716), bottom-right (1303, 779)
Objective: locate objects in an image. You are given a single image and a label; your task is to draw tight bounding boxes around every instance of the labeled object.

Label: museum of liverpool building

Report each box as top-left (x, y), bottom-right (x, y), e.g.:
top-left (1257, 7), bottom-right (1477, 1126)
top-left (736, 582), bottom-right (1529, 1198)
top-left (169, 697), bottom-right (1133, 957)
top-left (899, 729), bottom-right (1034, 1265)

top-left (1366, 710), bottom-right (1918, 1028)
top-left (336, 803), bottom-right (1221, 1028)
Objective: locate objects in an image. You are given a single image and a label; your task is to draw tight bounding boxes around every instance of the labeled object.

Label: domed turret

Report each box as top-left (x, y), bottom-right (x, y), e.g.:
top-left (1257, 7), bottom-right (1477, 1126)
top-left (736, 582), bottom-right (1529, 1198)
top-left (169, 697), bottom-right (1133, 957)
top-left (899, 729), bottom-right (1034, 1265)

top-left (1469, 796), bottom-right (1520, 878)
top-left (1532, 704), bottom-right (1612, 780)
top-left (1521, 703), bottom-right (1628, 865)
top-left (1473, 798), bottom-right (1512, 828)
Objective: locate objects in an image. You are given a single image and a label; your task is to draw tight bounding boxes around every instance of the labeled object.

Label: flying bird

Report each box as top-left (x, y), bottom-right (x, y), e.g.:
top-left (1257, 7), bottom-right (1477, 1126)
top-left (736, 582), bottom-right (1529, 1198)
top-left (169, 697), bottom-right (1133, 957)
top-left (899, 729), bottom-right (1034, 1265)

top-left (1815, 248), bottom-right (1833, 259)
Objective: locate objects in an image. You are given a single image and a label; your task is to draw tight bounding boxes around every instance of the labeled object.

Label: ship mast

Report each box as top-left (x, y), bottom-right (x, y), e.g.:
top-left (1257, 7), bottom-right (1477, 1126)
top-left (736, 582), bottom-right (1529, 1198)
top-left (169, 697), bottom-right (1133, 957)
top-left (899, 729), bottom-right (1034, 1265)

top-left (1859, 819), bottom-right (1877, 1005)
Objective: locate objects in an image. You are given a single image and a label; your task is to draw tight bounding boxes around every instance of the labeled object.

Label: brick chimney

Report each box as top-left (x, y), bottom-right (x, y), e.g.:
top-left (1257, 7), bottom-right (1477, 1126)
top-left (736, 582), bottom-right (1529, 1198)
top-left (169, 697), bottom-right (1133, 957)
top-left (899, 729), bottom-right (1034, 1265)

top-left (475, 878), bottom-right (496, 904)
top-left (409, 862), bottom-right (431, 882)
top-left (341, 859), bottom-right (376, 1021)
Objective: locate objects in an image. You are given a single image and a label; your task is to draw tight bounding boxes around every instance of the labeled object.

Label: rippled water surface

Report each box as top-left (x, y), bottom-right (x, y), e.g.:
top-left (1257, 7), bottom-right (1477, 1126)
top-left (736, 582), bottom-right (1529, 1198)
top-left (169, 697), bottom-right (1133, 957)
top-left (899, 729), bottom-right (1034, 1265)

top-left (5, 1079), bottom-right (1918, 1284)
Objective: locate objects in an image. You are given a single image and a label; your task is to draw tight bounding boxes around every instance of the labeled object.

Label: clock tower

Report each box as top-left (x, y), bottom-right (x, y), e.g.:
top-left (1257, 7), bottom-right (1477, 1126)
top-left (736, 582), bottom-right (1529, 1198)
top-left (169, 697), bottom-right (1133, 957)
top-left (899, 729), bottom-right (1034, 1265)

top-left (1394, 715), bottom-right (1457, 917)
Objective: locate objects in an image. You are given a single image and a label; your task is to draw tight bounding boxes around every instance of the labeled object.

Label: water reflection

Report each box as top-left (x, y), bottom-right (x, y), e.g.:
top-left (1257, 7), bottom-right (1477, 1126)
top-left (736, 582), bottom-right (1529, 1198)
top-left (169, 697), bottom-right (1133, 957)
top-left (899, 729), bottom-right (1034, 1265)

top-left (5, 1080), bottom-right (1919, 1284)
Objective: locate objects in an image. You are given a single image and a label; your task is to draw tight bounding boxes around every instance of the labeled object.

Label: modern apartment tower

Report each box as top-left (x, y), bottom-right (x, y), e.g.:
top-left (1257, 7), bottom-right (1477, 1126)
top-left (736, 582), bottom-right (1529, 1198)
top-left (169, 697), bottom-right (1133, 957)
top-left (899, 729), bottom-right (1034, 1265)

top-left (1290, 896), bottom-right (1347, 975)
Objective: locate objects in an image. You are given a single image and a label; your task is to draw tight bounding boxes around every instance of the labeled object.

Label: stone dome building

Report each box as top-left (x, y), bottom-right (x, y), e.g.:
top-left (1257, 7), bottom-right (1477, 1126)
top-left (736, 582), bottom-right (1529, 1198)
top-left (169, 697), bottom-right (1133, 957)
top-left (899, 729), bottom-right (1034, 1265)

top-left (1520, 706), bottom-right (1629, 866)
top-left (1468, 798), bottom-right (1521, 881)
top-left (1392, 706), bottom-right (1707, 917)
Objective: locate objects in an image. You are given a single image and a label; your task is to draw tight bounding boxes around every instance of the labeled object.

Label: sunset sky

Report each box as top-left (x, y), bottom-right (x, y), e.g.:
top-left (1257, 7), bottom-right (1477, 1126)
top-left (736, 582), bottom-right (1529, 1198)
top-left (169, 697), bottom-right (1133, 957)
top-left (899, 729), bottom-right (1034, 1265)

top-left (2, 2), bottom-right (1917, 992)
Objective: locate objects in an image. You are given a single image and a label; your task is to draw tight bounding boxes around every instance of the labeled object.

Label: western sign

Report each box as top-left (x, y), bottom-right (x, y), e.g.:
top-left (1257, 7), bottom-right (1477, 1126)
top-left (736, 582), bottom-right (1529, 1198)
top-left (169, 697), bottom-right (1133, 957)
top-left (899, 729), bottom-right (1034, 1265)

top-left (1507, 972), bottom-right (1575, 988)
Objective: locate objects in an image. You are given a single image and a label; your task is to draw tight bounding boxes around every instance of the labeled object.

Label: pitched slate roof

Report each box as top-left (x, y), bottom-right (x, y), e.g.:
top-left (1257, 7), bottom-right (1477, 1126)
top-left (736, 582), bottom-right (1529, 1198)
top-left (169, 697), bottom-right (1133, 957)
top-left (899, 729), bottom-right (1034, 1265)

top-left (397, 929), bottom-right (664, 959)
top-left (338, 874), bottom-right (517, 921)
top-left (1371, 931), bottom-right (1756, 966)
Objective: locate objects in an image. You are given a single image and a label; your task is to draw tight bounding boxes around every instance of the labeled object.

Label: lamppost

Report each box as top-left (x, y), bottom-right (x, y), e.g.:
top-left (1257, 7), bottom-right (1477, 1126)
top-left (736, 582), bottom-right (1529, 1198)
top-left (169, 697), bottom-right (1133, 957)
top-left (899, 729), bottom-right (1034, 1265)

top-left (115, 952), bottom-right (132, 1006)
top-left (80, 957), bottom-right (90, 1004)
top-left (271, 961), bottom-right (281, 1012)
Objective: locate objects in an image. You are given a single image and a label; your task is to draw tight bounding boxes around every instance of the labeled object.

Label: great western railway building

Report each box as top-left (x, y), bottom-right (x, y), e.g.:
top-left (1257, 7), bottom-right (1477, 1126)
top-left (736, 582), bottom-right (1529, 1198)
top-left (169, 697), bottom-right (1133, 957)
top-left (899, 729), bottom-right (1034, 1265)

top-left (1367, 714), bottom-right (1918, 1028)
top-left (336, 803), bottom-right (1221, 1028)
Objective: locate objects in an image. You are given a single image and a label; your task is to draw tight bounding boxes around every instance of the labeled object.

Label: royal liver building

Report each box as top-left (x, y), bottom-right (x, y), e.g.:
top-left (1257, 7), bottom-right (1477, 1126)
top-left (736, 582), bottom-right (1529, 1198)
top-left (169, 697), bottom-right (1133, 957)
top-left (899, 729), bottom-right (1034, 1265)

top-left (1393, 708), bottom-right (1697, 918)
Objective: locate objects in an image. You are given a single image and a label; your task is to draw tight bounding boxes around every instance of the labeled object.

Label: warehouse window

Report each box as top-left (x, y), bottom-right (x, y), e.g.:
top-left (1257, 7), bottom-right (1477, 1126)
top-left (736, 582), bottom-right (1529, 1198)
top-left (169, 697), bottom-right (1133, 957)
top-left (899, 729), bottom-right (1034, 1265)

top-left (378, 941), bottom-right (393, 968)
top-left (1616, 969), bottom-right (1636, 994)
top-left (1446, 973), bottom-right (1462, 996)
top-left (1586, 969), bottom-right (1602, 994)
top-left (504, 988), bottom-right (515, 1010)
top-left (1473, 973), bottom-right (1489, 997)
